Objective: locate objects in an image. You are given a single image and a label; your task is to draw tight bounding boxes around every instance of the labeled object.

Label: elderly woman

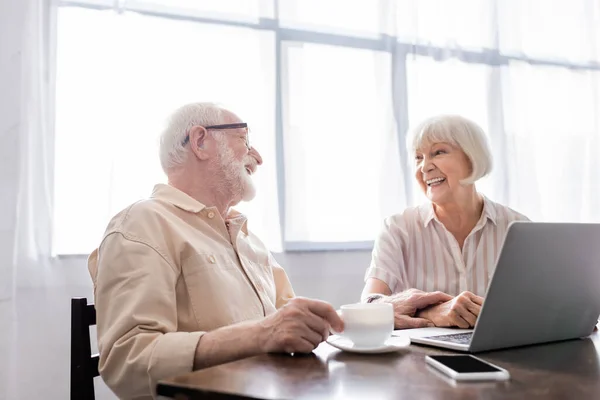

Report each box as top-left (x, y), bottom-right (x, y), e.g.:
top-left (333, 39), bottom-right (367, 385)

top-left (361, 115), bottom-right (529, 330)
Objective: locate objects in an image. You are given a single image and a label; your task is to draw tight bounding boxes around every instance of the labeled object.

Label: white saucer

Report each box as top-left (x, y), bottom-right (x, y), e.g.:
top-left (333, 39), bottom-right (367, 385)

top-left (326, 335), bottom-right (411, 354)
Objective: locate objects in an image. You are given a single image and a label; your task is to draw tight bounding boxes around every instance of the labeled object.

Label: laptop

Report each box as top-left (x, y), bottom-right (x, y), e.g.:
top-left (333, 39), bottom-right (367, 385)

top-left (407, 222), bottom-right (600, 353)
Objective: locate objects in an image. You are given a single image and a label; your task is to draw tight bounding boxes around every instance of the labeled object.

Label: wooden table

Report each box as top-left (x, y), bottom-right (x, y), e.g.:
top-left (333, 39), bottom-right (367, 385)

top-left (157, 332), bottom-right (600, 399)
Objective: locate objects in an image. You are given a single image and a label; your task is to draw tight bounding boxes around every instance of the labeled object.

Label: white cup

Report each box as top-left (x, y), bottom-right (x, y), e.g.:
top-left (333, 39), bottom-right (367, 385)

top-left (339, 302), bottom-right (394, 348)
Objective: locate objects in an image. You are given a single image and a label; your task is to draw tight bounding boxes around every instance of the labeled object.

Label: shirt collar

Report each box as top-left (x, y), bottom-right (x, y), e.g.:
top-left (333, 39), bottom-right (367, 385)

top-left (420, 195), bottom-right (497, 228)
top-left (225, 208), bottom-right (249, 235)
top-left (151, 183), bottom-right (206, 213)
top-left (150, 184), bottom-right (249, 234)
top-left (420, 202), bottom-right (437, 228)
top-left (481, 196), bottom-right (497, 225)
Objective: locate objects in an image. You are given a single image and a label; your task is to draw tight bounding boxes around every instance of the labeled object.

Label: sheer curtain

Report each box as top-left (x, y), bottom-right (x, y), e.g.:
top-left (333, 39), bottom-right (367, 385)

top-left (501, 63), bottom-right (600, 221)
top-left (53, 4), bottom-right (280, 254)
top-left (0, 0), bottom-right (21, 301)
top-left (282, 43), bottom-right (404, 245)
top-left (52, 0), bottom-right (600, 256)
top-left (398, 0), bottom-right (600, 220)
top-left (278, 0), bottom-right (600, 247)
top-left (0, 0), bottom-right (56, 301)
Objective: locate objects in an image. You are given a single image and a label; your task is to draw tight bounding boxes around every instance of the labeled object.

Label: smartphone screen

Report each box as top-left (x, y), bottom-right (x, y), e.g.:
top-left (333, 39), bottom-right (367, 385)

top-left (428, 355), bottom-right (502, 373)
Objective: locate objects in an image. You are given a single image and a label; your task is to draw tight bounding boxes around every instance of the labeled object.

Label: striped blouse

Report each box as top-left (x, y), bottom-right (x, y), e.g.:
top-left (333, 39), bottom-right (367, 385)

top-left (365, 196), bottom-right (529, 297)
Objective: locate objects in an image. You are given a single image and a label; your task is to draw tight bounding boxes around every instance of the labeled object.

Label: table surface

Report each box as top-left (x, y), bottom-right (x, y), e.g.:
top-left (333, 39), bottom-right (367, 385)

top-left (157, 332), bottom-right (600, 400)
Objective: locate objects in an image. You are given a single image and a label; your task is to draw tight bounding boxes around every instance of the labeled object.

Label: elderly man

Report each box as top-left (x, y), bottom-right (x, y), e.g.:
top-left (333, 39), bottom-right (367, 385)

top-left (88, 102), bottom-right (448, 399)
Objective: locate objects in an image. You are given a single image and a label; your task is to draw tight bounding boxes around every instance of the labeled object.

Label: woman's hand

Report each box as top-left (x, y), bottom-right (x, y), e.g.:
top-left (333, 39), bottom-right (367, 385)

top-left (417, 291), bottom-right (484, 328)
top-left (379, 289), bottom-right (453, 329)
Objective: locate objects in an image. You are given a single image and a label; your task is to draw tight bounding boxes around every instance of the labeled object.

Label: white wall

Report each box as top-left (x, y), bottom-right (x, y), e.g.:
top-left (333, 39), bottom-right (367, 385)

top-left (277, 251), bottom-right (370, 307)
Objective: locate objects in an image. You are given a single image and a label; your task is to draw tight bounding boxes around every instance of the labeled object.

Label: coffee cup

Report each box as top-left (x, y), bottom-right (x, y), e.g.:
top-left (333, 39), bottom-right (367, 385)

top-left (339, 302), bottom-right (394, 348)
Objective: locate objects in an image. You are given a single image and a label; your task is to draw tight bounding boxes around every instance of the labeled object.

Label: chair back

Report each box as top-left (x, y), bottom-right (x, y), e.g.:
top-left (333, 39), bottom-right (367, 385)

top-left (70, 297), bottom-right (100, 400)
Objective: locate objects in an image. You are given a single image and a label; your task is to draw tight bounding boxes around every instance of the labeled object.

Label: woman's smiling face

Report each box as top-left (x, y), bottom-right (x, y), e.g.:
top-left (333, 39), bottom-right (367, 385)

top-left (414, 141), bottom-right (472, 204)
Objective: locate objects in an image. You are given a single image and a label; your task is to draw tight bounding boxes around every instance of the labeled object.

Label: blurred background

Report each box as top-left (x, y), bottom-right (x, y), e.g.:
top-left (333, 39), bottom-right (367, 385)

top-left (1, 0), bottom-right (599, 398)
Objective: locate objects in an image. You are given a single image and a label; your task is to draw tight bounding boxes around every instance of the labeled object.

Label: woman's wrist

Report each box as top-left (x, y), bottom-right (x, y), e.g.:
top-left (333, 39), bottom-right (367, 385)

top-left (363, 293), bottom-right (386, 303)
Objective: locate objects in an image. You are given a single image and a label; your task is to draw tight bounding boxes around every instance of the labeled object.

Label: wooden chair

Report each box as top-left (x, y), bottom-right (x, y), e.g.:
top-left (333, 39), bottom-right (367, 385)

top-left (70, 297), bottom-right (100, 400)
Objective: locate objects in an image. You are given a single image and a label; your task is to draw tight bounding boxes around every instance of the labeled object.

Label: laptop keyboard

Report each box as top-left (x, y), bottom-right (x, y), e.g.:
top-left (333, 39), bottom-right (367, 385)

top-left (425, 332), bottom-right (474, 345)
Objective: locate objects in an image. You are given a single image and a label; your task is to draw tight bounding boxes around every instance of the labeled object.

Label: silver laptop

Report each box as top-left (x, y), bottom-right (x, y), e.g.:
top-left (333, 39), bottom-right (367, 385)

top-left (409, 222), bottom-right (600, 352)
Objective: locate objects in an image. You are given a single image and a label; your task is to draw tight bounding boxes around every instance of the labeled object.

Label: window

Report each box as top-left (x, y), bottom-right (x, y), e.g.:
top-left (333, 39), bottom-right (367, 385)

top-left (282, 43), bottom-right (403, 244)
top-left (54, 0), bottom-right (600, 255)
top-left (501, 63), bottom-right (600, 221)
top-left (54, 6), bottom-right (277, 253)
top-left (497, 0), bottom-right (600, 63)
top-left (278, 0), bottom-right (385, 37)
top-left (406, 56), bottom-right (494, 202)
top-left (396, 0), bottom-right (494, 50)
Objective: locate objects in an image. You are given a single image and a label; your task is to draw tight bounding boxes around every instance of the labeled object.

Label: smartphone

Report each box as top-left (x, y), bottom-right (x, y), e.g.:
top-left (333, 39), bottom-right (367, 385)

top-left (425, 355), bottom-right (510, 381)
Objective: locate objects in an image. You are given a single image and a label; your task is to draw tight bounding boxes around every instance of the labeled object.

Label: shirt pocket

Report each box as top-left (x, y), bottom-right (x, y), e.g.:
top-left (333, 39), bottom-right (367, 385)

top-left (181, 253), bottom-right (262, 330)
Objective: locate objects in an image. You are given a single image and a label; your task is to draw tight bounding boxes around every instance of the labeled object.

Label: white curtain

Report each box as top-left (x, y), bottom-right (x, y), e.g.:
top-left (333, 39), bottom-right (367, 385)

top-left (53, 4), bottom-right (281, 254)
top-left (0, 0), bottom-right (56, 300)
top-left (279, 0), bottom-right (600, 244)
top-left (51, 0), bottom-right (600, 256)
top-left (0, 0), bottom-right (20, 301)
top-left (282, 44), bottom-right (404, 244)
top-left (397, 0), bottom-right (600, 221)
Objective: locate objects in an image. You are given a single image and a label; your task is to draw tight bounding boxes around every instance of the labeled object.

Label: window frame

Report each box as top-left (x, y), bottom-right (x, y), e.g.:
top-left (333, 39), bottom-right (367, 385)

top-left (56, 0), bottom-right (600, 253)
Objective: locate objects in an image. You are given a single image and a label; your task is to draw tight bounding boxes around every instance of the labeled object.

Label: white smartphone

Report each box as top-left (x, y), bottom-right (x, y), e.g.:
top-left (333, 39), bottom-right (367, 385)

top-left (425, 355), bottom-right (510, 381)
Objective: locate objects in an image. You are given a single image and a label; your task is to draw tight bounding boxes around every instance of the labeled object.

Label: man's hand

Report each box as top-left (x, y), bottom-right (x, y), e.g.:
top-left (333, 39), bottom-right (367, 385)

top-left (416, 291), bottom-right (484, 329)
top-left (379, 289), bottom-right (453, 329)
top-left (258, 297), bottom-right (344, 354)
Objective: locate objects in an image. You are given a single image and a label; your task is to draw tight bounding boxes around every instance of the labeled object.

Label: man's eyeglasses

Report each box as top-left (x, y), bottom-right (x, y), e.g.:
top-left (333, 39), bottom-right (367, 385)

top-left (182, 122), bottom-right (250, 149)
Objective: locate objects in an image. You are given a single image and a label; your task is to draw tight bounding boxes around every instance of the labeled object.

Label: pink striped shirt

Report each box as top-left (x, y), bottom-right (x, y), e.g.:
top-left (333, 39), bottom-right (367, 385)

top-left (365, 196), bottom-right (529, 297)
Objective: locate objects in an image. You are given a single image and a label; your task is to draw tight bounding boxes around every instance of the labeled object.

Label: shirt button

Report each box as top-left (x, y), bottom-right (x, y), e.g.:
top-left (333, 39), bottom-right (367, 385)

top-left (256, 282), bottom-right (263, 292)
top-left (208, 255), bottom-right (216, 264)
top-left (207, 211), bottom-right (215, 219)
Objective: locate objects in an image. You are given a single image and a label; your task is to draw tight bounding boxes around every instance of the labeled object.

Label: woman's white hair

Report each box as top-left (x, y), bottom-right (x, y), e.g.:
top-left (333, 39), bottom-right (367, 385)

top-left (408, 115), bottom-right (493, 185)
top-left (159, 102), bottom-right (228, 174)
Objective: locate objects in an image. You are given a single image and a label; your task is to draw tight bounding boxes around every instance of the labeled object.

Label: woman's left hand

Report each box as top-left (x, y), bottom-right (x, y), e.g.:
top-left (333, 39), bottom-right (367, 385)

top-left (416, 291), bottom-right (484, 328)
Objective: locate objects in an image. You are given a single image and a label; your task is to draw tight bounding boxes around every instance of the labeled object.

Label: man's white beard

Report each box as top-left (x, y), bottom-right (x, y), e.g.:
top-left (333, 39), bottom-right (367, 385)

top-left (216, 139), bottom-right (256, 202)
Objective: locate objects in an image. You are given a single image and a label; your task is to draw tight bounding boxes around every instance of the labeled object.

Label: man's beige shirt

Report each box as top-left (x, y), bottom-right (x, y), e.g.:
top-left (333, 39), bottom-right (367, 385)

top-left (88, 184), bottom-right (295, 399)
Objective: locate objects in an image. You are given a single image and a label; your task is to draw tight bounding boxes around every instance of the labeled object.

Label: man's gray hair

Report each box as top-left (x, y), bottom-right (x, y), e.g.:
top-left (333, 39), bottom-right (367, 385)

top-left (159, 102), bottom-right (227, 174)
top-left (408, 115), bottom-right (493, 185)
